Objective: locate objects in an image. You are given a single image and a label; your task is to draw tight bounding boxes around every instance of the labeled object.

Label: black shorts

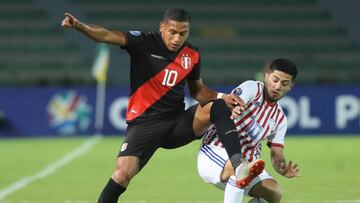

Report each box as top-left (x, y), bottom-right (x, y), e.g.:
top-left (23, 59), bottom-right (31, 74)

top-left (118, 104), bottom-right (202, 170)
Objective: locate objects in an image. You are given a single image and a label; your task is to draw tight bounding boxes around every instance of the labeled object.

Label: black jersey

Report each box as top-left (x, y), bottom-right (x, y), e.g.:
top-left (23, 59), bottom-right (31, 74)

top-left (121, 31), bottom-right (201, 122)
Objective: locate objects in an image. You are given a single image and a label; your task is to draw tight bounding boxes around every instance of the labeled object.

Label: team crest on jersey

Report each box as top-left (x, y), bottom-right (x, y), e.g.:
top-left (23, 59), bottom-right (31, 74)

top-left (181, 54), bottom-right (192, 69)
top-left (268, 118), bottom-right (277, 133)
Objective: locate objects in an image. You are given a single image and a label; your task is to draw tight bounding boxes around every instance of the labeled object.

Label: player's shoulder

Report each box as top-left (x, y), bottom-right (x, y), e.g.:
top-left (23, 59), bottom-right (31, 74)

top-left (237, 80), bottom-right (261, 89)
top-left (184, 41), bottom-right (199, 52)
top-left (231, 80), bottom-right (259, 96)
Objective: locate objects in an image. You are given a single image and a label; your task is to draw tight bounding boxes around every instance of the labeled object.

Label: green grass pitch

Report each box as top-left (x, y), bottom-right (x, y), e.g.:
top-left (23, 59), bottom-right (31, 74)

top-left (0, 136), bottom-right (359, 203)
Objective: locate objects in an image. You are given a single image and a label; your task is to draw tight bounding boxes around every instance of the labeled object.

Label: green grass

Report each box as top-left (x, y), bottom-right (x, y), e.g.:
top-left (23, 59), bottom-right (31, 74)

top-left (0, 136), bottom-right (359, 203)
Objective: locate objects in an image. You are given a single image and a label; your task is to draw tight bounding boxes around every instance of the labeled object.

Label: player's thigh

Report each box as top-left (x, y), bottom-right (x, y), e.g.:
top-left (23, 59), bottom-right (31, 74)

top-left (161, 105), bottom-right (200, 149)
top-left (245, 170), bottom-right (275, 196)
top-left (192, 100), bottom-right (214, 135)
top-left (119, 119), bottom-right (169, 169)
top-left (197, 144), bottom-right (228, 190)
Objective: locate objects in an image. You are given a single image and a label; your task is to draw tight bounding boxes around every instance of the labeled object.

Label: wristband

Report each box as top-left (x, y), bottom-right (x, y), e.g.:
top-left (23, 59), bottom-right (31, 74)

top-left (217, 92), bottom-right (224, 99)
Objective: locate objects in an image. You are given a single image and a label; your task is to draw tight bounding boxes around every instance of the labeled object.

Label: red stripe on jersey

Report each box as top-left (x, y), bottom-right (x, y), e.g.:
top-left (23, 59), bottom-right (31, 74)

top-left (267, 142), bottom-right (284, 148)
top-left (238, 119), bottom-right (254, 132)
top-left (261, 105), bottom-right (276, 128)
top-left (214, 139), bottom-right (222, 146)
top-left (256, 103), bottom-right (268, 126)
top-left (270, 105), bottom-right (279, 118)
top-left (275, 109), bottom-right (281, 122)
top-left (126, 46), bottom-right (199, 121)
top-left (255, 82), bottom-right (261, 98)
top-left (235, 107), bottom-right (258, 126)
top-left (248, 147), bottom-right (256, 162)
top-left (258, 126), bottom-right (270, 144)
top-left (277, 114), bottom-right (285, 125)
top-left (242, 144), bottom-right (253, 159)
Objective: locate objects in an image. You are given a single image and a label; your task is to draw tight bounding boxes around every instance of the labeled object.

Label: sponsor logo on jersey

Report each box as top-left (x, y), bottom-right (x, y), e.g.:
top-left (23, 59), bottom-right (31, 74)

top-left (121, 143), bottom-right (128, 152)
top-left (181, 54), bottom-right (191, 69)
top-left (47, 90), bottom-right (91, 135)
top-left (129, 31), bottom-right (141, 36)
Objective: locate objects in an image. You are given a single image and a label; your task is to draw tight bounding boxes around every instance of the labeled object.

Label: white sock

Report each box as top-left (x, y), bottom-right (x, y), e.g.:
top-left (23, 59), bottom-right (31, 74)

top-left (224, 176), bottom-right (244, 203)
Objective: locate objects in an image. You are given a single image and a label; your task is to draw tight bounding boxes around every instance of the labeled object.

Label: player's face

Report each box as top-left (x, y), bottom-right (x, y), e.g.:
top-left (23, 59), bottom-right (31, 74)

top-left (264, 70), bottom-right (294, 102)
top-left (160, 20), bottom-right (190, 52)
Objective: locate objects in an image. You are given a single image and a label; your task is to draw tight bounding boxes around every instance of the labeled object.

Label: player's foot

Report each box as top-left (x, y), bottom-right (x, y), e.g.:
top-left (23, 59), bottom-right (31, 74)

top-left (235, 159), bottom-right (265, 188)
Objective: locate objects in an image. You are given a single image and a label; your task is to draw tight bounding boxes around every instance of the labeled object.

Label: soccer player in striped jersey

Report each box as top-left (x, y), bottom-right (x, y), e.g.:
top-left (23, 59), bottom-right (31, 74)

top-left (197, 59), bottom-right (300, 203)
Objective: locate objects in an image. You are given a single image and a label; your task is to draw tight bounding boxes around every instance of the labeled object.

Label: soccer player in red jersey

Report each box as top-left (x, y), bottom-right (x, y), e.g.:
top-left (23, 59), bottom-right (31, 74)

top-left (62, 8), bottom-right (249, 202)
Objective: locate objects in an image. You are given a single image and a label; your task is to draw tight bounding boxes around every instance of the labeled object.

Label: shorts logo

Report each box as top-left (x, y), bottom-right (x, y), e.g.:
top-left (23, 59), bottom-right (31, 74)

top-left (129, 31), bottom-right (141, 36)
top-left (121, 143), bottom-right (128, 152)
top-left (181, 54), bottom-right (191, 69)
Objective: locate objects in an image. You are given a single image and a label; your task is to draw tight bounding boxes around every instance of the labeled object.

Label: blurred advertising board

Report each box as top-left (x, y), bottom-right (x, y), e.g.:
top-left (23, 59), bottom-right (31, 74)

top-left (0, 85), bottom-right (359, 137)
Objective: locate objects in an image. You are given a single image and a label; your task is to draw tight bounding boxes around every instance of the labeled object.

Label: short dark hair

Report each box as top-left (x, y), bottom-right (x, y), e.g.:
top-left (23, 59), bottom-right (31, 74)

top-left (268, 58), bottom-right (298, 81)
top-left (163, 8), bottom-right (191, 23)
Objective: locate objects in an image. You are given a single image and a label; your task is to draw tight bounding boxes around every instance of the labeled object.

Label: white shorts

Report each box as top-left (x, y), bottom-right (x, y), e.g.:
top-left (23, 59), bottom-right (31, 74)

top-left (197, 144), bottom-right (273, 196)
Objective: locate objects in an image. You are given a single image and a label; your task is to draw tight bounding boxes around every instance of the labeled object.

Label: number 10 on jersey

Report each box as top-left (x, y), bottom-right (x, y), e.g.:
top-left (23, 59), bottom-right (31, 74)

top-left (161, 69), bottom-right (178, 87)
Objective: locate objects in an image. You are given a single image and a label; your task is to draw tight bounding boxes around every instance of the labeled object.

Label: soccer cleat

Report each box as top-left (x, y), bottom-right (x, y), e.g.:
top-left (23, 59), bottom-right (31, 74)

top-left (235, 159), bottom-right (265, 188)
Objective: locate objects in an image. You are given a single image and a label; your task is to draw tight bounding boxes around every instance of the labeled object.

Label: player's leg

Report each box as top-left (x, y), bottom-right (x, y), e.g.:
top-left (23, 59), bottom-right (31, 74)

top-left (98, 119), bottom-right (165, 203)
top-left (248, 179), bottom-right (282, 203)
top-left (197, 145), bottom-right (244, 203)
top-left (197, 144), bottom-right (228, 190)
top-left (98, 156), bottom-right (139, 203)
top-left (193, 99), bottom-right (245, 181)
top-left (224, 176), bottom-right (244, 203)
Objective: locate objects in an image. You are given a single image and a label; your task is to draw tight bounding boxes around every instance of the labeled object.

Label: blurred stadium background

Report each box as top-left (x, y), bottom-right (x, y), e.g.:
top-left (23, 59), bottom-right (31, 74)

top-left (0, 0), bottom-right (360, 202)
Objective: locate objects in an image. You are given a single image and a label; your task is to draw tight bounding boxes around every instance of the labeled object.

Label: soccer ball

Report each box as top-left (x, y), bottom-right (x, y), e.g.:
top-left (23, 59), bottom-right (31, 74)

top-left (248, 197), bottom-right (268, 203)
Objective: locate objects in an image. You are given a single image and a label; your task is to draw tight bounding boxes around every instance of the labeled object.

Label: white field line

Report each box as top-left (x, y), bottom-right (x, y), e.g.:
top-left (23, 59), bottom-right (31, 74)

top-left (0, 136), bottom-right (102, 200)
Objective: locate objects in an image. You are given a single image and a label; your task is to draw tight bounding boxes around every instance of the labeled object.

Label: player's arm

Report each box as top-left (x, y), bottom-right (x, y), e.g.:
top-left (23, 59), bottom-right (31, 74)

top-left (186, 78), bottom-right (245, 109)
top-left (61, 13), bottom-right (126, 46)
top-left (270, 146), bottom-right (300, 178)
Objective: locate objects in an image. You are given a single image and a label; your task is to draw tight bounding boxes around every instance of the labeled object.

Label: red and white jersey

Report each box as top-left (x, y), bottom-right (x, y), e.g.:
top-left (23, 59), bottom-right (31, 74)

top-left (202, 80), bottom-right (287, 162)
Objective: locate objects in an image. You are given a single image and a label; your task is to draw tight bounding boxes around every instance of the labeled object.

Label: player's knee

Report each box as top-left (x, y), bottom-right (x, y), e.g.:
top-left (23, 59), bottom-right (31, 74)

top-left (266, 185), bottom-right (282, 203)
top-left (112, 167), bottom-right (135, 186)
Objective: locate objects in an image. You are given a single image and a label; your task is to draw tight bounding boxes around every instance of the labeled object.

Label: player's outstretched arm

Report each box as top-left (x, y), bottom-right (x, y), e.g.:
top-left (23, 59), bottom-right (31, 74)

top-left (270, 146), bottom-right (300, 178)
top-left (61, 12), bottom-right (126, 46)
top-left (187, 78), bottom-right (246, 110)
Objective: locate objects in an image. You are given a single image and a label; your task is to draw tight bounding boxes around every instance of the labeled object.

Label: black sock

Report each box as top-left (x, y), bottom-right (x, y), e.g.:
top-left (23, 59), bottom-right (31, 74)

top-left (210, 99), bottom-right (242, 169)
top-left (97, 178), bottom-right (126, 203)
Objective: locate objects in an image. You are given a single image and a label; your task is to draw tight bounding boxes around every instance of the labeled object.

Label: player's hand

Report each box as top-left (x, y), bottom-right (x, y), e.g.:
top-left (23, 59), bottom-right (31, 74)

top-left (221, 93), bottom-right (247, 109)
top-left (230, 105), bottom-right (245, 120)
top-left (279, 161), bottom-right (300, 178)
top-left (61, 13), bottom-right (79, 28)
top-left (220, 94), bottom-right (247, 119)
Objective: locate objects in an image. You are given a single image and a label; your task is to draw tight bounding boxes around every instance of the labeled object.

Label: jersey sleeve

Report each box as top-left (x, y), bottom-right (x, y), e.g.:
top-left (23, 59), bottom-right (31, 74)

top-left (187, 54), bottom-right (201, 81)
top-left (120, 31), bottom-right (149, 53)
top-left (230, 80), bottom-right (259, 104)
top-left (267, 116), bottom-right (287, 148)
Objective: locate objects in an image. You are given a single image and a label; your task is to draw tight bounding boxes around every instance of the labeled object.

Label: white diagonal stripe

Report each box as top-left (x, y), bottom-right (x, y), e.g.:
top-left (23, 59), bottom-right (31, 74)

top-left (0, 136), bottom-right (102, 200)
